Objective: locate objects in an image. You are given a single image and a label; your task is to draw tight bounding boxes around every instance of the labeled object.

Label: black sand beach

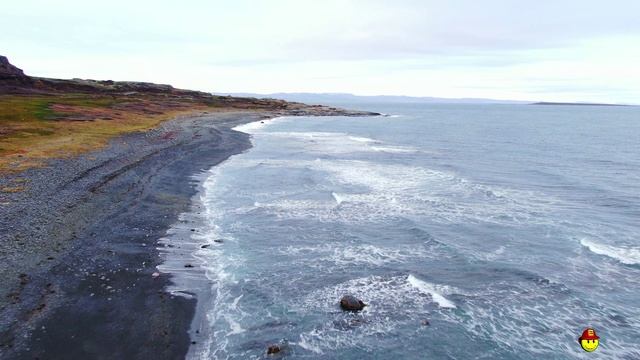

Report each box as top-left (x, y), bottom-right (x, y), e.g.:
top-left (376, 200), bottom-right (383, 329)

top-left (0, 109), bottom-right (374, 359)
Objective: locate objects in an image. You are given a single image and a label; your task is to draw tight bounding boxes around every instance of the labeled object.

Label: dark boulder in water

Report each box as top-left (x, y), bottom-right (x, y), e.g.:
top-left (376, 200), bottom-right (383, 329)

top-left (340, 295), bottom-right (366, 311)
top-left (267, 344), bottom-right (281, 354)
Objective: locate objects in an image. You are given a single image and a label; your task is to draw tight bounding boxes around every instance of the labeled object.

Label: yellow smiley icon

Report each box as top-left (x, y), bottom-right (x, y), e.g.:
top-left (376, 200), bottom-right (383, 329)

top-left (578, 328), bottom-right (600, 352)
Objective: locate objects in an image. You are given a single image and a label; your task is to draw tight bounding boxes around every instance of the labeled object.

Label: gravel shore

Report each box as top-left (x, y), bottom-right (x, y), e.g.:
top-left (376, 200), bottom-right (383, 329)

top-left (0, 109), bottom-right (376, 359)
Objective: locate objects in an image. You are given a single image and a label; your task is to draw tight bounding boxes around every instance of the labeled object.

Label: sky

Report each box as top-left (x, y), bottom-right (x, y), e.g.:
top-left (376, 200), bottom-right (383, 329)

top-left (2, 0), bottom-right (640, 103)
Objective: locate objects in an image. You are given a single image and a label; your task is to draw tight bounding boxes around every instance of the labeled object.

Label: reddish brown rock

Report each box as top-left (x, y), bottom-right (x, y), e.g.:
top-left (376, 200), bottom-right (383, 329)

top-left (340, 295), bottom-right (366, 311)
top-left (267, 344), bottom-right (281, 354)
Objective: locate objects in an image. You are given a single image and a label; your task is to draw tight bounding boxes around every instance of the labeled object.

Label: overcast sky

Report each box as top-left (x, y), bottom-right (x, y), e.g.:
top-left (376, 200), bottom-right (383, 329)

top-left (2, 0), bottom-right (639, 103)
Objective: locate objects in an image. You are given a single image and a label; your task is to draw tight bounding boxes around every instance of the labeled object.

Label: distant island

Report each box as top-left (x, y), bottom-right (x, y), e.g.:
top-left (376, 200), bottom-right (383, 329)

top-left (218, 92), bottom-right (635, 107)
top-left (217, 92), bottom-right (530, 105)
top-left (531, 102), bottom-right (629, 107)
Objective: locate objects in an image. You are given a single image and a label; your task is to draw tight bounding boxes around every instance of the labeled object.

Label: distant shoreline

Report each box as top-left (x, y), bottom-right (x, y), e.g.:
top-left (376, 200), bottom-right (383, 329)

top-left (530, 101), bottom-right (630, 107)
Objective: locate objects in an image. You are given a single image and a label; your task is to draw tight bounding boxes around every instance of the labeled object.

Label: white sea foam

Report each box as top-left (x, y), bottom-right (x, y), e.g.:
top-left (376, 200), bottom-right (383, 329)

top-left (232, 116), bottom-right (288, 134)
top-left (348, 135), bottom-right (377, 143)
top-left (407, 274), bottom-right (456, 308)
top-left (581, 238), bottom-right (640, 265)
top-left (331, 192), bottom-right (344, 205)
top-left (265, 131), bottom-right (419, 155)
top-left (280, 243), bottom-right (437, 269)
top-left (452, 277), bottom-right (640, 358)
top-left (156, 164), bottom-right (256, 360)
top-left (370, 145), bottom-right (418, 153)
top-left (239, 157), bottom-right (557, 225)
top-left (294, 275), bottom-right (459, 353)
top-left (295, 335), bottom-right (324, 354)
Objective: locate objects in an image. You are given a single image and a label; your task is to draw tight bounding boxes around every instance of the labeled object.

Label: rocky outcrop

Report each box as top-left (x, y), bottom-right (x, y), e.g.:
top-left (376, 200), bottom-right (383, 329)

top-left (267, 344), bottom-right (281, 354)
top-left (0, 56), bottom-right (26, 78)
top-left (0, 55), bottom-right (211, 98)
top-left (339, 295), bottom-right (366, 311)
top-left (0, 56), bottom-right (32, 92)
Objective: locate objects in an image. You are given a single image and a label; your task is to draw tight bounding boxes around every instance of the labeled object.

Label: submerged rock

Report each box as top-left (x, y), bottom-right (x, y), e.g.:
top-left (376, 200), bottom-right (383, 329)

top-left (339, 295), bottom-right (366, 311)
top-left (267, 344), bottom-right (281, 354)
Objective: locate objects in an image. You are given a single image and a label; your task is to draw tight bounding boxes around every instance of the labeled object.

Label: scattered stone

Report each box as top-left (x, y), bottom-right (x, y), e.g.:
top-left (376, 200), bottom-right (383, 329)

top-left (213, 239), bottom-right (224, 243)
top-left (190, 229), bottom-right (196, 232)
top-left (421, 319), bottom-right (430, 326)
top-left (200, 244), bottom-right (211, 249)
top-left (18, 273), bottom-right (29, 286)
top-left (191, 341), bottom-right (197, 345)
top-left (184, 264), bottom-right (194, 268)
top-left (339, 295), bottom-right (366, 311)
top-left (151, 272), bottom-right (160, 278)
top-left (267, 344), bottom-right (281, 354)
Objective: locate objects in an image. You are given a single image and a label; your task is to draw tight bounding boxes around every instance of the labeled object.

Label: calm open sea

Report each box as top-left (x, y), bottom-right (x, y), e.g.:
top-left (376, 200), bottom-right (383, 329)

top-left (166, 104), bottom-right (640, 359)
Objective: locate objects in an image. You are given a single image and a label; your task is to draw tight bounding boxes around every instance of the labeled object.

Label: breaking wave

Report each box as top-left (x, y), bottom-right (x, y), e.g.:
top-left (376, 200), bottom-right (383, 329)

top-left (581, 238), bottom-right (640, 265)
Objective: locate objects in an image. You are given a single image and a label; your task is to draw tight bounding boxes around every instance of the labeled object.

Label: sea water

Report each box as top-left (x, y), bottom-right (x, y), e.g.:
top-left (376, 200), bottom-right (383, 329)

top-left (165, 104), bottom-right (640, 359)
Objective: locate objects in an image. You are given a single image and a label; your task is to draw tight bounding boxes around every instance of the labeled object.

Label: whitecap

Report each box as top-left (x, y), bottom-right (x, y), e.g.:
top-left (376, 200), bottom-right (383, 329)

top-left (581, 238), bottom-right (640, 265)
top-left (370, 145), bottom-right (418, 153)
top-left (294, 275), bottom-right (460, 353)
top-left (407, 274), bottom-right (456, 308)
top-left (232, 116), bottom-right (288, 134)
top-left (348, 135), bottom-right (377, 143)
top-left (262, 131), bottom-right (419, 155)
top-left (280, 243), bottom-right (435, 268)
top-left (239, 158), bottom-right (557, 226)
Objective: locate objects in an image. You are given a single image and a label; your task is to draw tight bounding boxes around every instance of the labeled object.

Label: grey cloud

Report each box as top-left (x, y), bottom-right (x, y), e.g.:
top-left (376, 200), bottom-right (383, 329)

top-left (283, 0), bottom-right (640, 60)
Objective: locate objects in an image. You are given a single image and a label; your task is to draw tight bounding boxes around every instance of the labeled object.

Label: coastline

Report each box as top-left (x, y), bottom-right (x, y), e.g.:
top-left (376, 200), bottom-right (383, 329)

top-left (154, 117), bottom-right (276, 359)
top-left (0, 110), bottom-right (375, 359)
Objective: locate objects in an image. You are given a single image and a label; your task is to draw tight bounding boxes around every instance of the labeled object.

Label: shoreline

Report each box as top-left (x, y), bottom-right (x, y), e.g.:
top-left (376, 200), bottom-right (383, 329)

top-left (0, 110), bottom-right (375, 359)
top-left (156, 116), bottom-right (287, 359)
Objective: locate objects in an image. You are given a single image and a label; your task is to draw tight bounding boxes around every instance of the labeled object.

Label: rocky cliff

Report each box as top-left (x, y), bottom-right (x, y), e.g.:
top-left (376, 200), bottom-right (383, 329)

top-left (0, 56), bottom-right (26, 78)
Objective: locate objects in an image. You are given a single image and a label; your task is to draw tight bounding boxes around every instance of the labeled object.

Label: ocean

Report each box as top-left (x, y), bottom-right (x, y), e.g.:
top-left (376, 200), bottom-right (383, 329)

top-left (161, 104), bottom-right (640, 359)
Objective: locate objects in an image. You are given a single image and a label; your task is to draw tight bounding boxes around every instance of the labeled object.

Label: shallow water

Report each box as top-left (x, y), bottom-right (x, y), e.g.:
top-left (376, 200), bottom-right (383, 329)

top-left (166, 104), bottom-right (640, 359)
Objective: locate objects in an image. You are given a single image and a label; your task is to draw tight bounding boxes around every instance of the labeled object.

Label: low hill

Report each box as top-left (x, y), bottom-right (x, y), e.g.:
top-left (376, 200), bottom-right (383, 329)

top-left (0, 56), bottom-right (376, 172)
